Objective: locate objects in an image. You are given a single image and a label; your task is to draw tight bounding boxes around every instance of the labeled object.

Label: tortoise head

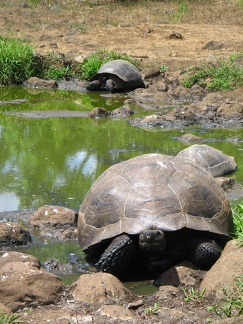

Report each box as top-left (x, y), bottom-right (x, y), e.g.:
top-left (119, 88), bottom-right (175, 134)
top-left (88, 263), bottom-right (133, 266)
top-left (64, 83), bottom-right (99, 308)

top-left (139, 229), bottom-right (166, 259)
top-left (105, 79), bottom-right (116, 92)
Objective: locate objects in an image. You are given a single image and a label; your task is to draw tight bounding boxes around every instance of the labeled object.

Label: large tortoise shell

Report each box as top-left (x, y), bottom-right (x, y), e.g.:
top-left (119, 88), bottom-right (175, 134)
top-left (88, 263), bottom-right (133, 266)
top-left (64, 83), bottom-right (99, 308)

top-left (177, 144), bottom-right (237, 177)
top-left (78, 153), bottom-right (233, 251)
top-left (93, 59), bottom-right (143, 90)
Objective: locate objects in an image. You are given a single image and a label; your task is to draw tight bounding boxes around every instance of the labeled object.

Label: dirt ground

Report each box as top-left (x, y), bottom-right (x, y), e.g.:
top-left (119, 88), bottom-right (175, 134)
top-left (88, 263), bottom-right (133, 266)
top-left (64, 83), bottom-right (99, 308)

top-left (1, 1), bottom-right (243, 323)
top-left (1, 1), bottom-right (243, 73)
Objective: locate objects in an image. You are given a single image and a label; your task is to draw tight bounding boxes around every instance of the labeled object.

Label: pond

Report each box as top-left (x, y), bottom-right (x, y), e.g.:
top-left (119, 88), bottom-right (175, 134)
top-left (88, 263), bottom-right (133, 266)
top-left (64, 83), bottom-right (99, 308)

top-left (1, 85), bottom-right (243, 293)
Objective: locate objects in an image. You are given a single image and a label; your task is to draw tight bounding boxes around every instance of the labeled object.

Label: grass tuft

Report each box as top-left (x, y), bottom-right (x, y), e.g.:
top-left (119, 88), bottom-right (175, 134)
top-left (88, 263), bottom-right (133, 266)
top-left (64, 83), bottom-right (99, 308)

top-left (207, 274), bottom-right (243, 318)
top-left (0, 310), bottom-right (21, 324)
top-left (232, 202), bottom-right (243, 241)
top-left (182, 53), bottom-right (243, 91)
top-left (0, 36), bottom-right (36, 85)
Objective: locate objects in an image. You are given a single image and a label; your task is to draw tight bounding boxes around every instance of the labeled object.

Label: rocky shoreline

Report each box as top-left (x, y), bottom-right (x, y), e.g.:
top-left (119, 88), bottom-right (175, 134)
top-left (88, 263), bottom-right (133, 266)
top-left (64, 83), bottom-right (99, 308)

top-left (0, 201), bottom-right (243, 323)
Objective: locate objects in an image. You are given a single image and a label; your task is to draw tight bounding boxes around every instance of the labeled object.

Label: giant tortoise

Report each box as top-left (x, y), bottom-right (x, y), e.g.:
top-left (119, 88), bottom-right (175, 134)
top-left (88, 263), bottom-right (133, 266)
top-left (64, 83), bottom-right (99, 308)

top-left (86, 59), bottom-right (145, 92)
top-left (78, 153), bottom-right (233, 276)
top-left (177, 144), bottom-right (237, 178)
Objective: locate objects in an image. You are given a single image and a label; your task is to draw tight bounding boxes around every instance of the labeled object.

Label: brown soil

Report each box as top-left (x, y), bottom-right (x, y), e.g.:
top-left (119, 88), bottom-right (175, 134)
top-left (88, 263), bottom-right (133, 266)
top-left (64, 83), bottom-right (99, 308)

top-left (1, 1), bottom-right (243, 72)
top-left (1, 1), bottom-right (243, 323)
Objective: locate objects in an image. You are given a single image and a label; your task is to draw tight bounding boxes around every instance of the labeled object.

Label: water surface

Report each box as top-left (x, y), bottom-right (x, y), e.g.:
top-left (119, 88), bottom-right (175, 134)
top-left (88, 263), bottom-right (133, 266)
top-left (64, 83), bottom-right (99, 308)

top-left (1, 85), bottom-right (243, 292)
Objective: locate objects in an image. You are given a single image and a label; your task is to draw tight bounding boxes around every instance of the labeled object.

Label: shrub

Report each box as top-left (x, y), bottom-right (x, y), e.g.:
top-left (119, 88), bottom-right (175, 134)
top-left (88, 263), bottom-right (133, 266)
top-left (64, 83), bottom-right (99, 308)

top-left (182, 53), bottom-right (243, 91)
top-left (232, 202), bottom-right (243, 241)
top-left (0, 36), bottom-right (36, 85)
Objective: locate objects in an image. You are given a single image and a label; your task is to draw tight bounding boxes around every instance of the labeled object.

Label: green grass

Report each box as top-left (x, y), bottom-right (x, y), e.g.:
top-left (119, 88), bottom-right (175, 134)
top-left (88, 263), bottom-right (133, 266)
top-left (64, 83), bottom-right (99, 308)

top-left (170, 0), bottom-right (189, 23)
top-left (0, 36), bottom-right (36, 85)
top-left (144, 303), bottom-right (159, 316)
top-left (182, 287), bottom-right (205, 303)
top-left (80, 49), bottom-right (140, 80)
top-left (38, 53), bottom-right (75, 81)
top-left (207, 274), bottom-right (243, 318)
top-left (182, 53), bottom-right (243, 91)
top-left (0, 311), bottom-right (21, 324)
top-left (232, 202), bottom-right (243, 242)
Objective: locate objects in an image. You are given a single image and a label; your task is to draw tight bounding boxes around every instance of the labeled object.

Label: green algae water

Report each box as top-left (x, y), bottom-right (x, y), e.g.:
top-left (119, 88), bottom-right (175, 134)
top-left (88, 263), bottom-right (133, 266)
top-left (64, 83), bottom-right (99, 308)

top-left (1, 85), bottom-right (243, 293)
top-left (1, 86), bottom-right (243, 212)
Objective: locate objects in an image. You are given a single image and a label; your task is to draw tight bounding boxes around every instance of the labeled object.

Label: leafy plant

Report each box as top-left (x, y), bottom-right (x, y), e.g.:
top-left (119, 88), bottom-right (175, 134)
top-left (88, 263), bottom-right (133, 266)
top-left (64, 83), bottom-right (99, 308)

top-left (80, 49), bottom-right (139, 80)
top-left (182, 287), bottom-right (205, 303)
top-left (182, 53), bottom-right (243, 91)
top-left (170, 0), bottom-right (189, 23)
top-left (40, 53), bottom-right (74, 80)
top-left (0, 36), bottom-right (36, 85)
top-left (44, 66), bottom-right (73, 81)
top-left (0, 310), bottom-right (21, 324)
top-left (160, 65), bottom-right (168, 74)
top-left (207, 275), bottom-right (243, 318)
top-left (144, 303), bottom-right (159, 316)
top-left (232, 202), bottom-right (243, 241)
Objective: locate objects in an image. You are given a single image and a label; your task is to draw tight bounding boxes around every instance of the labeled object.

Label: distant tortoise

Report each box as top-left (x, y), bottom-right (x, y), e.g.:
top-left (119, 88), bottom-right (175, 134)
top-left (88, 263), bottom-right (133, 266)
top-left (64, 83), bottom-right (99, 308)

top-left (177, 144), bottom-right (237, 178)
top-left (86, 59), bottom-right (145, 92)
top-left (78, 153), bottom-right (233, 276)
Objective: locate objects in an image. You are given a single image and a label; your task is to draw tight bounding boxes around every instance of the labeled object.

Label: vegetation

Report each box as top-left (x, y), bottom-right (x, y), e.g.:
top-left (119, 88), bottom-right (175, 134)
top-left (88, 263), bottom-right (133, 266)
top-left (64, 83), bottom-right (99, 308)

top-left (207, 274), bottom-right (243, 318)
top-left (232, 202), bottom-right (243, 242)
top-left (0, 311), bottom-right (21, 324)
top-left (182, 287), bottom-right (205, 303)
top-left (144, 303), bottom-right (159, 316)
top-left (0, 35), bottom-right (139, 84)
top-left (182, 53), bottom-right (243, 91)
top-left (40, 53), bottom-right (75, 81)
top-left (0, 36), bottom-right (36, 85)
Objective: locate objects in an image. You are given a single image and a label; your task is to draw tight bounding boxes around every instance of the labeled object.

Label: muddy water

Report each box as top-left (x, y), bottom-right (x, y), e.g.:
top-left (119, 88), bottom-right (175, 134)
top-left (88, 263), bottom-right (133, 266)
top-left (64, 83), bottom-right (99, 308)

top-left (1, 85), bottom-right (243, 292)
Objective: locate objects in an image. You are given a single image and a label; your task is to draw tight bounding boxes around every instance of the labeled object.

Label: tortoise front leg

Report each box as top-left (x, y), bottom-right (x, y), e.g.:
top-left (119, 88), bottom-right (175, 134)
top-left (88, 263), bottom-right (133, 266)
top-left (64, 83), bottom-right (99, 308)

top-left (186, 238), bottom-right (222, 269)
top-left (95, 234), bottom-right (137, 275)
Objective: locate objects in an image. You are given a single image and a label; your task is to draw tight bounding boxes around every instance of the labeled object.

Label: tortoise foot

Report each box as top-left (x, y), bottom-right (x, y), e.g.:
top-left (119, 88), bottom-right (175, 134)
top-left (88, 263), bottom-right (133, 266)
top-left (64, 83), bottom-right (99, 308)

top-left (86, 80), bottom-right (101, 91)
top-left (95, 234), bottom-right (136, 274)
top-left (194, 240), bottom-right (222, 269)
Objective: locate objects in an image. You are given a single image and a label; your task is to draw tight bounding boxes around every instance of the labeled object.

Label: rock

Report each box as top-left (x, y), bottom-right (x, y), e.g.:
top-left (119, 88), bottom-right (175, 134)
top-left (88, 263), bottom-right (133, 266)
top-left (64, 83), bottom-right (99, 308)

top-left (0, 251), bottom-right (40, 269)
top-left (72, 272), bottom-right (132, 303)
top-left (128, 299), bottom-right (144, 309)
top-left (156, 285), bottom-right (179, 301)
top-left (143, 68), bottom-right (161, 79)
top-left (30, 205), bottom-right (77, 229)
top-left (217, 101), bottom-right (243, 118)
top-left (206, 54), bottom-right (218, 66)
top-left (101, 305), bottom-right (135, 320)
top-left (169, 31), bottom-right (183, 39)
top-left (232, 55), bottom-right (243, 68)
top-left (0, 302), bottom-right (11, 314)
top-left (0, 253), bottom-right (64, 311)
top-left (178, 133), bottom-right (204, 143)
top-left (203, 40), bottom-right (224, 50)
top-left (200, 239), bottom-right (243, 300)
top-left (88, 107), bottom-right (111, 118)
top-left (26, 77), bottom-right (58, 88)
top-left (154, 261), bottom-right (204, 287)
top-left (212, 315), bottom-right (243, 323)
top-left (215, 177), bottom-right (235, 191)
top-left (111, 104), bottom-right (134, 117)
top-left (0, 222), bottom-right (31, 247)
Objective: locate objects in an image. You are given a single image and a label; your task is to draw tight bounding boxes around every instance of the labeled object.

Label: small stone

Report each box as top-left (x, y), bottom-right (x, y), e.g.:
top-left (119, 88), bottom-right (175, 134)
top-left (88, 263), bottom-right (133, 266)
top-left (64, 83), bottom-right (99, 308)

top-left (169, 31), bottom-right (183, 39)
top-left (128, 299), bottom-right (144, 309)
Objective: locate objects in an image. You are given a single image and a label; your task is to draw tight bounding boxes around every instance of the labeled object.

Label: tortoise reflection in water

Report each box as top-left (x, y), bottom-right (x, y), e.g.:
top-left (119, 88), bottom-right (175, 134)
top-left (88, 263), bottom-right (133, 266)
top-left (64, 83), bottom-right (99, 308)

top-left (78, 153), bottom-right (233, 276)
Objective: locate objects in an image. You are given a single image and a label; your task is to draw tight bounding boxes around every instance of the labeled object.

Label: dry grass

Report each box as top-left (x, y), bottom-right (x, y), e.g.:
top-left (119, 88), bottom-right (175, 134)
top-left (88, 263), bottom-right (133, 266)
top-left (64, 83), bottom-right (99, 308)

top-left (1, 1), bottom-right (243, 33)
top-left (0, 1), bottom-right (242, 72)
